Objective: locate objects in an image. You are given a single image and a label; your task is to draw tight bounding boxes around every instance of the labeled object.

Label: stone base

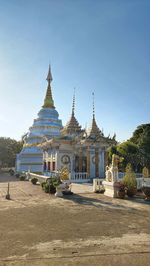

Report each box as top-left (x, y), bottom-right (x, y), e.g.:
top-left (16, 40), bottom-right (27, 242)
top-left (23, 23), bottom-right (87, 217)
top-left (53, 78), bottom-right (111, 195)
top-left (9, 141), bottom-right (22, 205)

top-left (55, 185), bottom-right (64, 197)
top-left (102, 181), bottom-right (118, 198)
top-left (55, 191), bottom-right (63, 197)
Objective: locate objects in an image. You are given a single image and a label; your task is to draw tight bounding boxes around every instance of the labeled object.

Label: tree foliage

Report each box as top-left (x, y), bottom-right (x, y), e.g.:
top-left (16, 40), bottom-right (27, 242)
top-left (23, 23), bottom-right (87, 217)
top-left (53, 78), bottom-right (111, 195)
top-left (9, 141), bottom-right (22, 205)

top-left (108, 141), bottom-right (140, 171)
top-left (108, 124), bottom-right (150, 172)
top-left (0, 137), bottom-right (23, 168)
top-left (130, 124), bottom-right (150, 168)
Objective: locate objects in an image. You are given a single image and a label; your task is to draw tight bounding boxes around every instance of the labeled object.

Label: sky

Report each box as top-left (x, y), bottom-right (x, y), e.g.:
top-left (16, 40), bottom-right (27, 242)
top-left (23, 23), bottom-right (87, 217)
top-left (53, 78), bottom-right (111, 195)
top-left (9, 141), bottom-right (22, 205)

top-left (0, 0), bottom-right (150, 142)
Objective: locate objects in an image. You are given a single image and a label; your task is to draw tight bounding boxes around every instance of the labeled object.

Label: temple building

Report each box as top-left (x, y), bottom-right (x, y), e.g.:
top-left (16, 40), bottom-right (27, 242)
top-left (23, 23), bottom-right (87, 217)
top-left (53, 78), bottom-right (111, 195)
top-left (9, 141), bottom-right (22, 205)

top-left (16, 66), bottom-right (116, 180)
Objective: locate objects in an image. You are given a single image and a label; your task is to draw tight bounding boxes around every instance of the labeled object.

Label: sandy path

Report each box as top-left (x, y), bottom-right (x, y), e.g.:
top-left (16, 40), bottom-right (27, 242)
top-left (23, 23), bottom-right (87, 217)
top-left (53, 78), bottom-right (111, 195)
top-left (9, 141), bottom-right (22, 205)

top-left (0, 173), bottom-right (150, 266)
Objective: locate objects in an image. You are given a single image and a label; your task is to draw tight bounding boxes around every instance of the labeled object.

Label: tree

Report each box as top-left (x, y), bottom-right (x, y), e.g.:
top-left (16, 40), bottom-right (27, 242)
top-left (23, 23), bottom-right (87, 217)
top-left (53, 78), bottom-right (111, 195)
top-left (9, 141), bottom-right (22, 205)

top-left (130, 124), bottom-right (150, 145)
top-left (108, 141), bottom-right (140, 172)
top-left (108, 124), bottom-right (150, 172)
top-left (117, 141), bottom-right (141, 172)
top-left (0, 137), bottom-right (23, 168)
top-left (130, 124), bottom-right (150, 168)
top-left (108, 145), bottom-right (118, 164)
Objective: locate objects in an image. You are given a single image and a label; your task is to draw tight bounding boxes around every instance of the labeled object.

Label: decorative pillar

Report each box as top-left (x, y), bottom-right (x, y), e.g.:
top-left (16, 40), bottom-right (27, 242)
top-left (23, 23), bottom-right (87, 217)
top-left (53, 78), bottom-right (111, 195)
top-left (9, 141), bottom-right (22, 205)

top-left (87, 147), bottom-right (90, 178)
top-left (104, 149), bottom-right (108, 170)
top-left (50, 152), bottom-right (53, 171)
top-left (44, 161), bottom-right (47, 172)
top-left (79, 148), bottom-right (83, 172)
top-left (48, 161), bottom-right (51, 171)
top-left (95, 148), bottom-right (99, 177)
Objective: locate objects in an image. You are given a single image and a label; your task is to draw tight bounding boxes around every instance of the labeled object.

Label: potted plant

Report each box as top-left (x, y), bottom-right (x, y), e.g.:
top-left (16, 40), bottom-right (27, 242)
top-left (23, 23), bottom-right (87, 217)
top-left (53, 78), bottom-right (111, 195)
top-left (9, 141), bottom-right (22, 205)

top-left (142, 185), bottom-right (150, 200)
top-left (43, 177), bottom-right (61, 194)
top-left (45, 182), bottom-right (56, 194)
top-left (123, 164), bottom-right (137, 197)
top-left (142, 167), bottom-right (150, 200)
top-left (114, 181), bottom-right (125, 199)
top-left (31, 177), bottom-right (38, 185)
top-left (19, 172), bottom-right (26, 181)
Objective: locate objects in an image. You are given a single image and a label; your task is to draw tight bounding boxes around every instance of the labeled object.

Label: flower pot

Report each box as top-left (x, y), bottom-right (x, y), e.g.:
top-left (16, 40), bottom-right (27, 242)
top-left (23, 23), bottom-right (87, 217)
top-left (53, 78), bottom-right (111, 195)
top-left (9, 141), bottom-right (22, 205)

top-left (117, 189), bottom-right (125, 199)
top-left (55, 186), bottom-right (63, 197)
top-left (142, 186), bottom-right (150, 200)
top-left (49, 185), bottom-right (56, 194)
top-left (127, 188), bottom-right (137, 197)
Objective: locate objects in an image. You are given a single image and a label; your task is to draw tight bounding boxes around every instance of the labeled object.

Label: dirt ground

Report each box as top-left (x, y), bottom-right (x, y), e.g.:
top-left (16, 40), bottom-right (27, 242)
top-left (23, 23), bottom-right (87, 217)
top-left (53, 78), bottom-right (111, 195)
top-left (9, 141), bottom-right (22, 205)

top-left (0, 172), bottom-right (150, 266)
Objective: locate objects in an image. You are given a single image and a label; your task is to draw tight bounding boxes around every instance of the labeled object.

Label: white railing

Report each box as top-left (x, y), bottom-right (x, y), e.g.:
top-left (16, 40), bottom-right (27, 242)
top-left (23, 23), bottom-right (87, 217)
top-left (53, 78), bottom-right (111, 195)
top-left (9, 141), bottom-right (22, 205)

top-left (70, 172), bottom-right (89, 182)
top-left (29, 172), bottom-right (49, 183)
top-left (111, 172), bottom-right (150, 190)
top-left (118, 172), bottom-right (146, 179)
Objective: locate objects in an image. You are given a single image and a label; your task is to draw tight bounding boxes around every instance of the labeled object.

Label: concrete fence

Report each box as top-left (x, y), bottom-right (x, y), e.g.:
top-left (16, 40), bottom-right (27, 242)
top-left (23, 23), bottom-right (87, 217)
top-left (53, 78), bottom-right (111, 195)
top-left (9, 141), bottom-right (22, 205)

top-left (70, 172), bottom-right (90, 183)
top-left (29, 172), bottom-right (49, 183)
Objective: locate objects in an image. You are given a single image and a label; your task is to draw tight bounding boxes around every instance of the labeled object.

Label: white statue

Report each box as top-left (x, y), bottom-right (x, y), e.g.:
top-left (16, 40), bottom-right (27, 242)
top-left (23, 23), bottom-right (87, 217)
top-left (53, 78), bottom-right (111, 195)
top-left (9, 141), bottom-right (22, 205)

top-left (105, 154), bottom-right (119, 182)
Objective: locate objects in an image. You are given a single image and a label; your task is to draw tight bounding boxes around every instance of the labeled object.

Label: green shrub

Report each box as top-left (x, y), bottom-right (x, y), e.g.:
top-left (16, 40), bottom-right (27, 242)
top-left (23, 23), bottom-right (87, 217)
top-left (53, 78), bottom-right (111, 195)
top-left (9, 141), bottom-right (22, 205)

top-left (19, 175), bottom-right (26, 181)
top-left (123, 163), bottom-right (137, 189)
top-left (9, 169), bottom-right (14, 176)
top-left (31, 177), bottom-right (38, 185)
top-left (15, 173), bottom-right (20, 178)
top-left (41, 177), bottom-right (61, 194)
top-left (41, 182), bottom-right (46, 190)
top-left (44, 183), bottom-right (50, 193)
top-left (43, 182), bottom-right (56, 194)
top-left (52, 177), bottom-right (61, 188)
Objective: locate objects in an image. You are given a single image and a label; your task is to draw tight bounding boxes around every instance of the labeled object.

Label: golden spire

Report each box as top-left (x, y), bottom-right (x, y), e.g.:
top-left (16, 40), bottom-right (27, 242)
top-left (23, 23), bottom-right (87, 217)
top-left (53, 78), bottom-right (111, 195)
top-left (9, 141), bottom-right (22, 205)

top-left (43, 65), bottom-right (55, 108)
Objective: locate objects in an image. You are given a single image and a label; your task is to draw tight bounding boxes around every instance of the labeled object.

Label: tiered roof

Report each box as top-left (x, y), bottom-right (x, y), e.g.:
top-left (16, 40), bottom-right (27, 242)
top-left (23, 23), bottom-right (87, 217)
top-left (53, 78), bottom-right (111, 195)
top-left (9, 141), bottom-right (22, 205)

top-left (61, 92), bottom-right (82, 136)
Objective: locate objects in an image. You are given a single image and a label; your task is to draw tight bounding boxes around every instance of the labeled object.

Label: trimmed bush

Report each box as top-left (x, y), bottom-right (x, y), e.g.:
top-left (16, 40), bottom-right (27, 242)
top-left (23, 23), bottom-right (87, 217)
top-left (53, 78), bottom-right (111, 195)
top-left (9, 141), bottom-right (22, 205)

top-left (31, 177), bottom-right (38, 185)
top-left (123, 164), bottom-right (137, 187)
top-left (41, 177), bottom-right (61, 194)
top-left (20, 175), bottom-right (26, 181)
top-left (9, 169), bottom-right (14, 176)
top-left (41, 182), bottom-right (46, 190)
top-left (43, 182), bottom-right (56, 194)
top-left (123, 163), bottom-right (137, 197)
top-left (15, 173), bottom-right (20, 178)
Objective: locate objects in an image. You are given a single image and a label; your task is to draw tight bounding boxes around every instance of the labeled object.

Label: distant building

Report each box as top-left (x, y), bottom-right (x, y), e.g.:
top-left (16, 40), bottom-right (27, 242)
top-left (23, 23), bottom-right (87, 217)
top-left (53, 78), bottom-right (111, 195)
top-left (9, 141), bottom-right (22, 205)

top-left (16, 66), bottom-right (116, 179)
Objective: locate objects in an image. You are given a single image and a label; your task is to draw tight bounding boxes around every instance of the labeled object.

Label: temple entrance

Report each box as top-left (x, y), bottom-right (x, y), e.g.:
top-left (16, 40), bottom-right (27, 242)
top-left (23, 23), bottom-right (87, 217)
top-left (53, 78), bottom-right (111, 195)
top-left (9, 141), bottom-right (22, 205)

top-left (74, 155), bottom-right (79, 172)
top-left (82, 156), bottom-right (87, 172)
top-left (74, 155), bottom-right (87, 173)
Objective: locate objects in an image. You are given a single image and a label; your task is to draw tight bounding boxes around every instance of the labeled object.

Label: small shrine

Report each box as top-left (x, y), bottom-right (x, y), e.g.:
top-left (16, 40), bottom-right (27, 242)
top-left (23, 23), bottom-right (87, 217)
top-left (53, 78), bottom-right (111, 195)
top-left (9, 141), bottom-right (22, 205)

top-left (103, 154), bottom-right (120, 197)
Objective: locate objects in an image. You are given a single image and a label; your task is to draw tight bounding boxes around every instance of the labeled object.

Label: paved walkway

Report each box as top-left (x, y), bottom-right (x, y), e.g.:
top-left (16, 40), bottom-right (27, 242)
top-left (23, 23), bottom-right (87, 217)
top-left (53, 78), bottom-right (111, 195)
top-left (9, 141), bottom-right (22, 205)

top-left (71, 182), bottom-right (93, 194)
top-left (0, 172), bottom-right (93, 198)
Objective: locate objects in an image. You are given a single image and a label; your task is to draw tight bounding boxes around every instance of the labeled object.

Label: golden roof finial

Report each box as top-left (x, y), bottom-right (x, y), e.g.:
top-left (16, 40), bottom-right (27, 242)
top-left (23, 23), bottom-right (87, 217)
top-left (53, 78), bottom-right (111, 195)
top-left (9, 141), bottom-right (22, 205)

top-left (46, 64), bottom-right (53, 82)
top-left (43, 64), bottom-right (55, 108)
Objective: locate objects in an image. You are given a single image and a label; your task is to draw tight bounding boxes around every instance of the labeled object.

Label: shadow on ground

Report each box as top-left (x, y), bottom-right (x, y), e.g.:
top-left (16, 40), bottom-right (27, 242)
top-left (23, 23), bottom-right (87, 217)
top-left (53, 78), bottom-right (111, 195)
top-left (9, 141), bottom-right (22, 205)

top-left (64, 194), bottom-right (150, 210)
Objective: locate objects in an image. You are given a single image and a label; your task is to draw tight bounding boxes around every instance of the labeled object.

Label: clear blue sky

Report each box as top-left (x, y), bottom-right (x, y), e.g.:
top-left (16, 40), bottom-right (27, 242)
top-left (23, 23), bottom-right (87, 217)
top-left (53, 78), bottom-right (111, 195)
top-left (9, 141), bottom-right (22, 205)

top-left (0, 0), bottom-right (150, 142)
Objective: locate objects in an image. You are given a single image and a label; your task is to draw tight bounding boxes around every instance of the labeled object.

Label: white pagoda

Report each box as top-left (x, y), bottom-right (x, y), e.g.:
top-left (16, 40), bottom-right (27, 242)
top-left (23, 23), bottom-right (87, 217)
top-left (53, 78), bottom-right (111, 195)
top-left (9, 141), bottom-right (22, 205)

top-left (16, 66), bottom-right (63, 173)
